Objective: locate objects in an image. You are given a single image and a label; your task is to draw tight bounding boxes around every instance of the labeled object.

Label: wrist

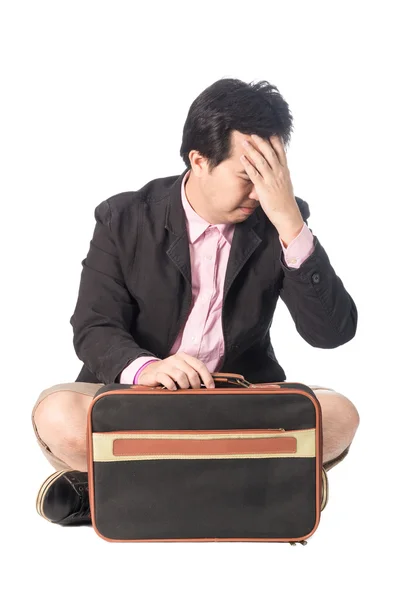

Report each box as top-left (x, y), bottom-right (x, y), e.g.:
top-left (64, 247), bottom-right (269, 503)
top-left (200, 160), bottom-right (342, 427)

top-left (135, 359), bottom-right (159, 384)
top-left (277, 215), bottom-right (305, 248)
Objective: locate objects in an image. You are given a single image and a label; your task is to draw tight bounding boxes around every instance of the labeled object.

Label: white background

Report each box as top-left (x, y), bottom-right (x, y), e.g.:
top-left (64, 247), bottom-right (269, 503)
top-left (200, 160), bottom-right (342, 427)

top-left (2, 0), bottom-right (399, 597)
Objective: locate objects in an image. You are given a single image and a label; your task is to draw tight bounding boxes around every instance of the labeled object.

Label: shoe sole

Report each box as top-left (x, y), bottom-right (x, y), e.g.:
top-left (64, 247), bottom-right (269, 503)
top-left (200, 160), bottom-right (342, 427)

top-left (36, 469), bottom-right (71, 521)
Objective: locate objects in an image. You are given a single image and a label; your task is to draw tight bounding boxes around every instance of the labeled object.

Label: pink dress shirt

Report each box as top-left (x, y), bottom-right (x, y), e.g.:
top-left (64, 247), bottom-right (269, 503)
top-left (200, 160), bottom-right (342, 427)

top-left (119, 170), bottom-right (315, 384)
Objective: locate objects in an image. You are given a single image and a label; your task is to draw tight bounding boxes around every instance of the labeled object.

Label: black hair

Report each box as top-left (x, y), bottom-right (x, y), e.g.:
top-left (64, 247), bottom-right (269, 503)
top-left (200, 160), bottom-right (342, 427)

top-left (180, 78), bottom-right (294, 172)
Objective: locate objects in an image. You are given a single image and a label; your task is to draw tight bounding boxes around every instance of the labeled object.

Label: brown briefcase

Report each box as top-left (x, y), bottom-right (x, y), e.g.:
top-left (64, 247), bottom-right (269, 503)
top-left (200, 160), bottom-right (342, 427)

top-left (87, 373), bottom-right (328, 545)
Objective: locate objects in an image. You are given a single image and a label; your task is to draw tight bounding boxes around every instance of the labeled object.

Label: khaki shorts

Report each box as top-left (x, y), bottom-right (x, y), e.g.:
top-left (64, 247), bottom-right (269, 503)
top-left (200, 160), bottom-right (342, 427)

top-left (32, 382), bottom-right (349, 472)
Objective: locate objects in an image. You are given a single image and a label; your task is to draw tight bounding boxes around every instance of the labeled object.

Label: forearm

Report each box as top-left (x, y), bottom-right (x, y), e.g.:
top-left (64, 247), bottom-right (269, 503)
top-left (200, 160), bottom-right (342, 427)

top-left (279, 235), bottom-right (358, 347)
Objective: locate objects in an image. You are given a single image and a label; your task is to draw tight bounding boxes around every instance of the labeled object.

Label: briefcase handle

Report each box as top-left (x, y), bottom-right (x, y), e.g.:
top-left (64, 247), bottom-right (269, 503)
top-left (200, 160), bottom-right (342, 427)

top-left (210, 373), bottom-right (282, 389)
top-left (142, 372), bottom-right (282, 390)
top-left (210, 372), bottom-right (250, 387)
top-left (157, 373), bottom-right (251, 389)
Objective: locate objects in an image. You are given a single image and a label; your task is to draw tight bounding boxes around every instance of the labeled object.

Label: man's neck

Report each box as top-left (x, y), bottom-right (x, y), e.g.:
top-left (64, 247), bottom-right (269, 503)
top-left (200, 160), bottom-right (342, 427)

top-left (184, 170), bottom-right (215, 225)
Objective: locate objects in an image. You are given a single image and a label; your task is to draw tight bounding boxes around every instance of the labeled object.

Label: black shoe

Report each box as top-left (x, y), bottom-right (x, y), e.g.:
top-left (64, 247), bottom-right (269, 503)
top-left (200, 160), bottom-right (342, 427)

top-left (36, 469), bottom-right (91, 526)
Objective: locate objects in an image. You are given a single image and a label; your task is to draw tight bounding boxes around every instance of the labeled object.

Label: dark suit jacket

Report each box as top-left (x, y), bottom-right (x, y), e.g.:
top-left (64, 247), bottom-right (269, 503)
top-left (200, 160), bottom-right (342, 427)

top-left (70, 167), bottom-right (357, 384)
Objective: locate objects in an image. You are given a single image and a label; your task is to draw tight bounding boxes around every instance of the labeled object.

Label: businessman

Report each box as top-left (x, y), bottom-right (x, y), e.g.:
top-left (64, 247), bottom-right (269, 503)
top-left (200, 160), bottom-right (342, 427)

top-left (32, 78), bottom-right (360, 526)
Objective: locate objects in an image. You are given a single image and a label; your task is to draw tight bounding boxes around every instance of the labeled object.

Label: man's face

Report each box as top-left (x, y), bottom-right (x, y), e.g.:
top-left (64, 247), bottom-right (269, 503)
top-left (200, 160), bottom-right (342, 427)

top-left (188, 130), bottom-right (261, 225)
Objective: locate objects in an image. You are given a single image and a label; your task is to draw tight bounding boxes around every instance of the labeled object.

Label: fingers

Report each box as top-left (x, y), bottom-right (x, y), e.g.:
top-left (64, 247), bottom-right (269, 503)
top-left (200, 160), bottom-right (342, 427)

top-left (267, 135), bottom-right (288, 168)
top-left (242, 137), bottom-right (274, 175)
top-left (155, 372), bottom-right (178, 391)
top-left (171, 367), bottom-right (200, 389)
top-left (177, 354), bottom-right (215, 389)
top-left (196, 364), bottom-right (215, 388)
top-left (157, 354), bottom-right (214, 389)
top-left (250, 134), bottom-right (285, 170)
top-left (155, 367), bottom-right (203, 391)
top-left (146, 353), bottom-right (216, 391)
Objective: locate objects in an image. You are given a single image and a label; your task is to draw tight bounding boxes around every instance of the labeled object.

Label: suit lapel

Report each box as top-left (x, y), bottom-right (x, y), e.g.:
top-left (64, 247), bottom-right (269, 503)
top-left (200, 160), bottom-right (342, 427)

top-left (223, 211), bottom-right (263, 301)
top-left (164, 168), bottom-right (192, 286)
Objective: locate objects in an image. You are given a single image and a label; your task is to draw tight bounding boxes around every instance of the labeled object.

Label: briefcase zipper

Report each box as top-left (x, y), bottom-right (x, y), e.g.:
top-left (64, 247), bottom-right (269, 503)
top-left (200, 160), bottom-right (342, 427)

top-left (94, 428), bottom-right (319, 462)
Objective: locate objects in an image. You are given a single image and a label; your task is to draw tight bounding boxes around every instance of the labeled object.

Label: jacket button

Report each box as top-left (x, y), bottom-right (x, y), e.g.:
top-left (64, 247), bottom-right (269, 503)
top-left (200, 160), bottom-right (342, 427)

top-left (312, 273), bottom-right (320, 284)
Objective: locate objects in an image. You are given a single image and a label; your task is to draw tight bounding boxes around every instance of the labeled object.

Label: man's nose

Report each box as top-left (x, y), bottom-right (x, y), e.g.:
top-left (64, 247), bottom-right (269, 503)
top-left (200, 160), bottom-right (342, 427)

top-left (249, 189), bottom-right (259, 202)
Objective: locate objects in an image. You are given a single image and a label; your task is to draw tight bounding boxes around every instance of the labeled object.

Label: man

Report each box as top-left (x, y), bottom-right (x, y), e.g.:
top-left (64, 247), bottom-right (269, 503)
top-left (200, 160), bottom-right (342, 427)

top-left (32, 78), bottom-right (360, 526)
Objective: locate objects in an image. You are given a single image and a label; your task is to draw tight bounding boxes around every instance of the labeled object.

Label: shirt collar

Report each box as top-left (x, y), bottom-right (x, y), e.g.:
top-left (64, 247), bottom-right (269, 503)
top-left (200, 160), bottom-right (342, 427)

top-left (181, 169), bottom-right (235, 245)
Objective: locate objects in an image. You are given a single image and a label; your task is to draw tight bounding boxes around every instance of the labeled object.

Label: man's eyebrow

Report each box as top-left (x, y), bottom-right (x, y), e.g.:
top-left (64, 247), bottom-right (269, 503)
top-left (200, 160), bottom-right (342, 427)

top-left (237, 170), bottom-right (249, 175)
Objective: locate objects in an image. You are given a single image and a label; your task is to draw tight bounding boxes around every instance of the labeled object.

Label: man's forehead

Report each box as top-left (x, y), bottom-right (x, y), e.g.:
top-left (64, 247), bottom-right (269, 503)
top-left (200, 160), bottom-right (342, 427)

top-left (230, 130), bottom-right (253, 149)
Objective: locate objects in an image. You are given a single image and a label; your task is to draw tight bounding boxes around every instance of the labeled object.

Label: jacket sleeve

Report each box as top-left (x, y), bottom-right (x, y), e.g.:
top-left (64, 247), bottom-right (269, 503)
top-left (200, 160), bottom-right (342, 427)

top-left (70, 199), bottom-right (157, 384)
top-left (278, 197), bottom-right (358, 348)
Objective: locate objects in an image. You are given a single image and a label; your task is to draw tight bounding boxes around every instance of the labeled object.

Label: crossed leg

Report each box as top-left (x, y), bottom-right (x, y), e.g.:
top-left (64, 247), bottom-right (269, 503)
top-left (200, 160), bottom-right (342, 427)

top-left (32, 382), bottom-right (360, 472)
top-left (308, 384), bottom-right (360, 470)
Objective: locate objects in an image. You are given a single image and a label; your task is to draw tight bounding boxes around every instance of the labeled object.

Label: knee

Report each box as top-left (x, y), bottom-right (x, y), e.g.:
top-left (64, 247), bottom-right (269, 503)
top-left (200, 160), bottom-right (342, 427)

top-left (318, 389), bottom-right (360, 438)
top-left (341, 394), bottom-right (360, 433)
top-left (328, 392), bottom-right (360, 439)
top-left (33, 391), bottom-right (86, 452)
